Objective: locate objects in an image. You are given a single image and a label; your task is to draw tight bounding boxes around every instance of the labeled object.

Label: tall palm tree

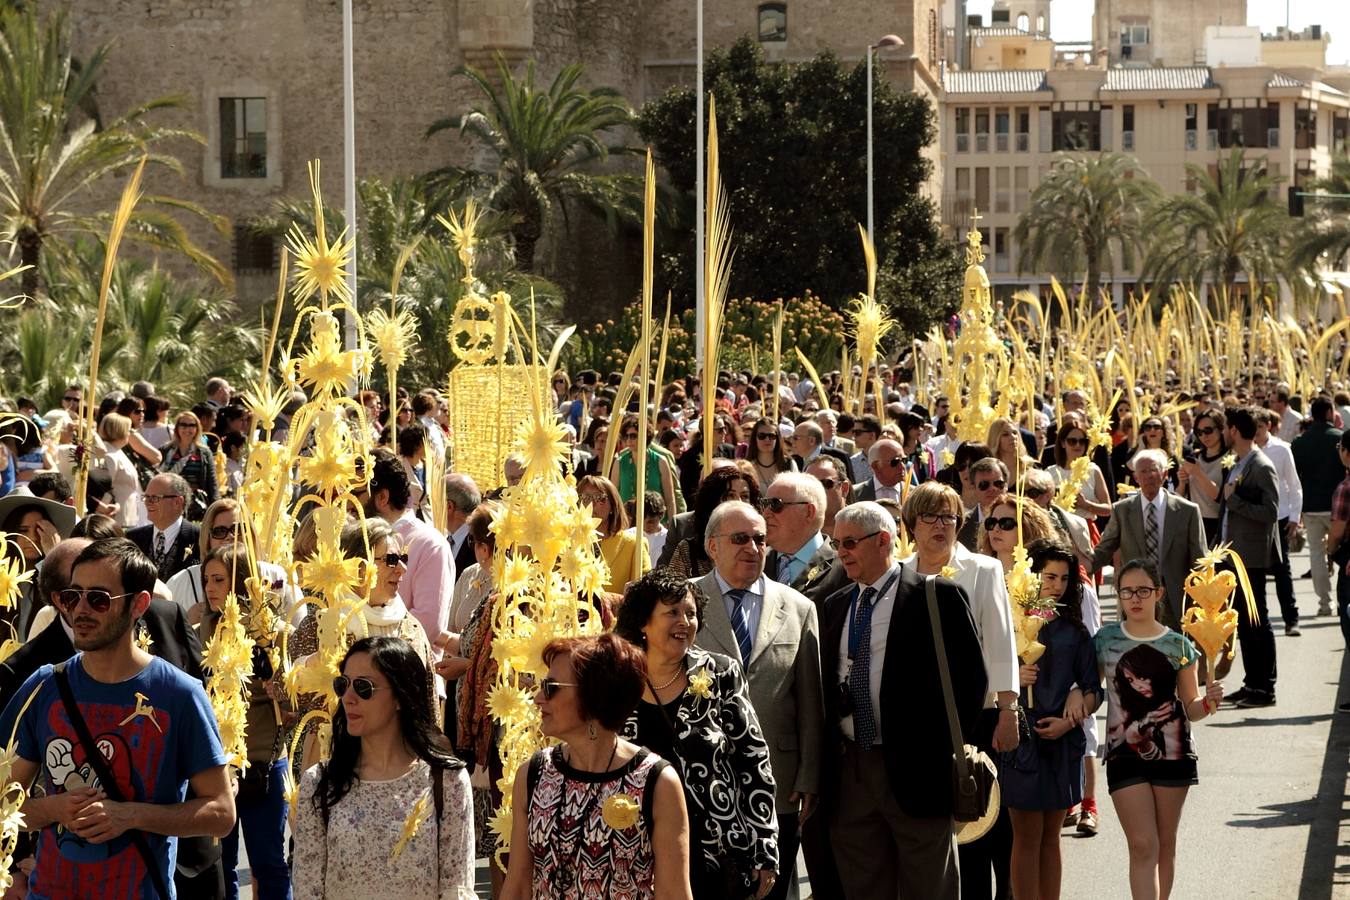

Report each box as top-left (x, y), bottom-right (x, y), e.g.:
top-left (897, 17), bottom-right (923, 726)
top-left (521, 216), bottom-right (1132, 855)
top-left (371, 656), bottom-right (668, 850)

top-left (1014, 152), bottom-right (1160, 303)
top-left (0, 7), bottom-right (227, 298)
top-left (425, 56), bottom-right (641, 271)
top-left (1142, 148), bottom-right (1290, 304)
top-left (1289, 152), bottom-right (1350, 274)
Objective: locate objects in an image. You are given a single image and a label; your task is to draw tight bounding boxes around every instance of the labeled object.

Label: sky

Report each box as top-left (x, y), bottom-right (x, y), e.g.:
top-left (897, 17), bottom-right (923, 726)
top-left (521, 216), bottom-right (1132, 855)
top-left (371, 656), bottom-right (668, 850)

top-left (965, 0), bottom-right (1350, 66)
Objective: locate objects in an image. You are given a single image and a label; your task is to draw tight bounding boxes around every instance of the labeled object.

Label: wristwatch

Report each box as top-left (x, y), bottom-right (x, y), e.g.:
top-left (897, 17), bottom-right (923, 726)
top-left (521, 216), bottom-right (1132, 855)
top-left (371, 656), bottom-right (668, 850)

top-left (996, 700), bottom-right (1021, 713)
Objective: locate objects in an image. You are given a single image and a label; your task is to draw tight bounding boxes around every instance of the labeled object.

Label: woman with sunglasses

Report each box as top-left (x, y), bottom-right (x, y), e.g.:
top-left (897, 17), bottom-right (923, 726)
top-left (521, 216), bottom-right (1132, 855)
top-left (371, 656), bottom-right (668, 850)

top-left (198, 545), bottom-right (293, 900)
top-left (160, 410), bottom-right (217, 519)
top-left (1124, 416), bottom-right (1179, 491)
top-left (294, 636), bottom-right (475, 900)
top-left (900, 481), bottom-right (1021, 900)
top-left (1095, 559), bottom-right (1222, 900)
top-left (746, 420), bottom-right (795, 491)
top-left (114, 395), bottom-right (164, 486)
top-left (977, 491), bottom-right (1057, 575)
top-left (1049, 414), bottom-right (1111, 520)
top-left (167, 498), bottom-right (300, 626)
top-left (577, 474), bottom-right (650, 595)
top-left (502, 633), bottom-right (692, 899)
top-left (1004, 539), bottom-right (1101, 900)
top-left (610, 415), bottom-right (679, 526)
top-left (615, 570), bottom-right (778, 899)
top-left (664, 466), bottom-right (761, 580)
top-left (1178, 409), bottom-right (1227, 546)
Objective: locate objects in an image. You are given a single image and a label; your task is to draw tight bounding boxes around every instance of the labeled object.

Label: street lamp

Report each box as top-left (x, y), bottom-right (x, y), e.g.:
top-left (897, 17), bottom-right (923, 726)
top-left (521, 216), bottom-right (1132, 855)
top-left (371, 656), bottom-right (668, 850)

top-left (867, 34), bottom-right (904, 245)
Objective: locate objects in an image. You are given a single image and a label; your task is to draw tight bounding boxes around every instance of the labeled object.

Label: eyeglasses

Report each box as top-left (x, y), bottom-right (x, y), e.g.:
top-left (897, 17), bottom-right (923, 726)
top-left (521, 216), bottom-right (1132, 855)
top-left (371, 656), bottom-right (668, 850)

top-left (976, 479), bottom-right (1006, 491)
top-left (621, 432), bottom-right (637, 440)
top-left (756, 432), bottom-right (777, 441)
top-left (579, 492), bottom-right (609, 505)
top-left (381, 552), bottom-right (409, 567)
top-left (758, 497), bottom-right (807, 514)
top-left (832, 530), bottom-right (882, 551)
top-left (1195, 426), bottom-right (1217, 436)
top-left (334, 676), bottom-right (388, 701)
top-left (143, 493), bottom-right (183, 505)
top-left (1062, 436), bottom-right (1087, 447)
top-left (1119, 586), bottom-right (1159, 601)
top-left (58, 589), bottom-right (133, 613)
top-left (537, 678), bottom-right (578, 701)
top-left (209, 525), bottom-right (236, 541)
top-left (716, 531), bottom-right (768, 547)
top-left (983, 516), bottom-right (1019, 532)
top-left (917, 513), bottom-right (961, 527)
top-left (61, 396), bottom-right (81, 405)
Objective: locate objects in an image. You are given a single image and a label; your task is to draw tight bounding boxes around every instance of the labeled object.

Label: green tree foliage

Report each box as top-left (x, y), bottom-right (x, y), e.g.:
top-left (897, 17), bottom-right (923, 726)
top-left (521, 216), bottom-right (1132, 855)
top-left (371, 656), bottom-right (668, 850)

top-left (0, 7), bottom-right (227, 297)
top-left (637, 37), bottom-right (959, 336)
top-left (1289, 152), bottom-right (1350, 274)
top-left (1013, 152), bottom-right (1160, 304)
top-left (426, 57), bottom-right (641, 272)
top-left (1142, 148), bottom-right (1290, 303)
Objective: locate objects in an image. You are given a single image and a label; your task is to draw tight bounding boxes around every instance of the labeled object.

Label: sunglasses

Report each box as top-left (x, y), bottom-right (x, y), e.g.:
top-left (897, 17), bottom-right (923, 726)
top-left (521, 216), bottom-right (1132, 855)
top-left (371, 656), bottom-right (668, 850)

top-left (381, 552), bottom-right (409, 567)
top-left (621, 432), bottom-right (637, 440)
top-left (537, 678), bottom-right (578, 701)
top-left (58, 589), bottom-right (133, 613)
top-left (1062, 436), bottom-right (1087, 447)
top-left (61, 396), bottom-right (81, 404)
top-left (1195, 426), bottom-right (1218, 436)
top-left (1142, 423), bottom-right (1163, 431)
top-left (918, 513), bottom-right (961, 527)
top-left (983, 516), bottom-right (1019, 532)
top-left (176, 423), bottom-right (197, 430)
top-left (209, 525), bottom-right (236, 541)
top-left (131, 407), bottom-right (145, 414)
top-left (814, 477), bottom-right (839, 491)
top-left (756, 432), bottom-right (777, 441)
top-left (717, 531), bottom-right (768, 547)
top-left (579, 492), bottom-right (609, 505)
top-left (976, 479), bottom-right (1006, 491)
top-left (333, 676), bottom-right (388, 700)
top-left (758, 497), bottom-right (807, 513)
top-left (1118, 586), bottom-right (1159, 601)
top-left (832, 530), bottom-right (882, 551)
top-left (882, 457), bottom-right (904, 469)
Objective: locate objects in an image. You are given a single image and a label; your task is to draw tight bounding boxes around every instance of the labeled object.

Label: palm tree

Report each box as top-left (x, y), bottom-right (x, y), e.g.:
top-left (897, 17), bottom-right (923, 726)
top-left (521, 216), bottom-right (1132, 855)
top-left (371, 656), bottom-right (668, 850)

top-left (1142, 148), bottom-right (1290, 304)
top-left (1289, 152), bottom-right (1350, 274)
top-left (0, 7), bottom-right (227, 298)
top-left (425, 56), bottom-right (641, 271)
top-left (1014, 153), bottom-right (1160, 303)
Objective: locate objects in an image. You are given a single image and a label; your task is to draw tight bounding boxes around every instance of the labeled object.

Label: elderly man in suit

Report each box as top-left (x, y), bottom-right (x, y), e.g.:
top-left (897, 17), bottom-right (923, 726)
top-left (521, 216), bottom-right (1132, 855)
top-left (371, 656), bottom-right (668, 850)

top-left (444, 472), bottom-right (481, 577)
top-left (822, 502), bottom-right (987, 900)
top-left (695, 500), bottom-right (825, 900)
top-left (127, 473), bottom-right (201, 582)
top-left (1090, 449), bottom-right (1207, 631)
top-left (849, 437), bottom-right (906, 504)
top-left (1218, 407), bottom-right (1282, 708)
top-left (763, 473), bottom-right (850, 606)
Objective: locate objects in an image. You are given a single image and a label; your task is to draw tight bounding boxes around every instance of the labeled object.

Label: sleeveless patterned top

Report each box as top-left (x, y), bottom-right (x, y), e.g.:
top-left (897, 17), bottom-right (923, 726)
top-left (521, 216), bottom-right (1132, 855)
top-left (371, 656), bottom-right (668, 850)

top-left (526, 745), bottom-right (668, 899)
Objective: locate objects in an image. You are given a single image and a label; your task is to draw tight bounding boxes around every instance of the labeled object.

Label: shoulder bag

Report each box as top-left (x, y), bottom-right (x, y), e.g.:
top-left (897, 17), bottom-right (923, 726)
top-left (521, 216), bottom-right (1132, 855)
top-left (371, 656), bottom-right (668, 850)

top-left (923, 576), bottom-right (999, 840)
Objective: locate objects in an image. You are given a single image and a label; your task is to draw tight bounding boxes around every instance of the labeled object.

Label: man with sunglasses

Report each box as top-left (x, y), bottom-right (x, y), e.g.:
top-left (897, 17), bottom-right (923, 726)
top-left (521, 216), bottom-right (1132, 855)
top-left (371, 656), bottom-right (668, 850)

top-left (956, 457), bottom-right (1010, 551)
top-left (694, 500), bottom-right (825, 900)
top-left (849, 437), bottom-right (907, 504)
top-left (126, 474), bottom-right (200, 583)
top-left (821, 502), bottom-right (986, 900)
top-left (846, 415), bottom-right (882, 484)
top-left (763, 474), bottom-right (850, 608)
top-left (805, 456), bottom-right (851, 538)
top-left (0, 538), bottom-right (232, 899)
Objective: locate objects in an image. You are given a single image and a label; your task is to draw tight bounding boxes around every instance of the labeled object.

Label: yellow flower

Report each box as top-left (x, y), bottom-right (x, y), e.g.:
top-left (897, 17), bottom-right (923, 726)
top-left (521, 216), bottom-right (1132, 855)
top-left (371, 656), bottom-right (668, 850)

top-left (300, 545), bottom-right (365, 602)
top-left (516, 417), bottom-right (570, 477)
top-left (687, 669), bottom-right (714, 699)
top-left (389, 794), bottom-right (433, 864)
top-left (0, 555), bottom-right (33, 612)
top-left (296, 312), bottom-right (363, 396)
top-left (287, 161), bottom-right (356, 305)
top-left (602, 794), bottom-right (640, 830)
top-left (487, 683), bottom-right (533, 724)
top-left (296, 414), bottom-right (359, 496)
top-left (939, 565), bottom-right (957, 579)
top-left (367, 306), bottom-right (419, 372)
top-left (498, 552), bottom-right (534, 598)
top-left (1219, 452), bottom-right (1237, 469)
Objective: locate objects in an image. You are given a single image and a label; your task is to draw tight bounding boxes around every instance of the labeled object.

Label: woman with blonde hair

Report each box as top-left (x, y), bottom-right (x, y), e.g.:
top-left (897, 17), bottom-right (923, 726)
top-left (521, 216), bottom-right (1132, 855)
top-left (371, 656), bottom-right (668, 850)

top-left (978, 490), bottom-right (1058, 573)
top-left (987, 416), bottom-right (1037, 488)
top-left (98, 412), bottom-right (146, 528)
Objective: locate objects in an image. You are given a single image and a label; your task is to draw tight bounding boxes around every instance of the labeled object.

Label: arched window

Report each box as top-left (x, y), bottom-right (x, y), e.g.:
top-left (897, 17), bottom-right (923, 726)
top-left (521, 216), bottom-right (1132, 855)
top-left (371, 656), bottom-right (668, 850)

top-left (758, 3), bottom-right (787, 43)
top-left (1036, 14), bottom-right (1046, 33)
top-left (1017, 12), bottom-right (1030, 32)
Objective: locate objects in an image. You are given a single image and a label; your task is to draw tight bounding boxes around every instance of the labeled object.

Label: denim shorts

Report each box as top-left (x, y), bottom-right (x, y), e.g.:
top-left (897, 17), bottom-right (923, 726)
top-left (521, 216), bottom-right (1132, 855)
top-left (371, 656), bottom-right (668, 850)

top-left (1105, 755), bottom-right (1199, 793)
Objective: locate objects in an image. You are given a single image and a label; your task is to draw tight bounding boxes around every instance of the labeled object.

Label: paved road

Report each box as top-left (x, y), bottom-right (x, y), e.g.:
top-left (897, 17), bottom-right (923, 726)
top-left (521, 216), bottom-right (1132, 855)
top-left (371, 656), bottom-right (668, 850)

top-left (242, 548), bottom-right (1350, 899)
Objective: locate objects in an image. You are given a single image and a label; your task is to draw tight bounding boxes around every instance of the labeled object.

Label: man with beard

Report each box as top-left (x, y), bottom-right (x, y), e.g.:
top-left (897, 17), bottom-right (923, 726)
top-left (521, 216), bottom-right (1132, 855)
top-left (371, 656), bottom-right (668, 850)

top-left (0, 538), bottom-right (233, 899)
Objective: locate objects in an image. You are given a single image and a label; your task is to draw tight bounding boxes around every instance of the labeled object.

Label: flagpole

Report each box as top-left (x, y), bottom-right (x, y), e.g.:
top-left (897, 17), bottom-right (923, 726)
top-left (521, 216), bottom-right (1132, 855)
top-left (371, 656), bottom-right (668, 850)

top-left (694, 0), bottom-right (705, 377)
top-left (342, 0), bottom-right (358, 352)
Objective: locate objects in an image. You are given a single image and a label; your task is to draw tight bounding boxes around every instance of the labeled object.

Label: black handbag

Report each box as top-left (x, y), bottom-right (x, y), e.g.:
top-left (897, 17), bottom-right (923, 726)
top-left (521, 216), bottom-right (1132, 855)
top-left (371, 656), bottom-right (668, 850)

top-left (923, 577), bottom-right (998, 827)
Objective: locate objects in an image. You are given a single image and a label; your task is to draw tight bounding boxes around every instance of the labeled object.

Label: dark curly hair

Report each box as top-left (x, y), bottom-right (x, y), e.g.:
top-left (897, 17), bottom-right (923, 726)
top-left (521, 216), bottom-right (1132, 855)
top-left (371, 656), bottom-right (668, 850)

top-left (315, 637), bottom-right (464, 825)
top-left (613, 569), bottom-right (709, 648)
top-left (1027, 537), bottom-right (1086, 634)
top-left (683, 466), bottom-right (761, 570)
top-left (542, 633), bottom-right (648, 731)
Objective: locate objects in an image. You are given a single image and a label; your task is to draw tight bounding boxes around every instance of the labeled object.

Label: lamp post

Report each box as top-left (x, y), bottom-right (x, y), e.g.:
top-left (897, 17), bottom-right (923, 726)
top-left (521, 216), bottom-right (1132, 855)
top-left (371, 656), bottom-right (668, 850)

top-left (342, 0), bottom-right (358, 352)
top-left (695, 0), bottom-right (705, 373)
top-left (866, 34), bottom-right (904, 245)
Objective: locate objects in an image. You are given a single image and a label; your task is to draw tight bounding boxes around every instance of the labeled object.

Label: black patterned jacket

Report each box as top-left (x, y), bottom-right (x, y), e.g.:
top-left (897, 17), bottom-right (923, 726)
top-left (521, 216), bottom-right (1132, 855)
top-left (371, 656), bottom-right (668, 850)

top-left (622, 645), bottom-right (779, 876)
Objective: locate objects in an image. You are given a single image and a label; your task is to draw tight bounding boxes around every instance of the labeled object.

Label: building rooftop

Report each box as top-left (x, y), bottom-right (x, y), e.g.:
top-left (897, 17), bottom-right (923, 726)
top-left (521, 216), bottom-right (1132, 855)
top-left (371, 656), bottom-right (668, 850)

top-left (1267, 71), bottom-right (1304, 88)
top-left (943, 68), bottom-right (1050, 94)
top-left (1101, 66), bottom-right (1216, 92)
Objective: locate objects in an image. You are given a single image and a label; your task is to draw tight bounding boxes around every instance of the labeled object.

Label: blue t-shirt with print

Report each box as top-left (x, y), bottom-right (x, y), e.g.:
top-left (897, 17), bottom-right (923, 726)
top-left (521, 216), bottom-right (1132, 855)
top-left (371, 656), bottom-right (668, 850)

top-left (1094, 623), bottom-right (1199, 763)
top-left (0, 655), bottom-right (226, 900)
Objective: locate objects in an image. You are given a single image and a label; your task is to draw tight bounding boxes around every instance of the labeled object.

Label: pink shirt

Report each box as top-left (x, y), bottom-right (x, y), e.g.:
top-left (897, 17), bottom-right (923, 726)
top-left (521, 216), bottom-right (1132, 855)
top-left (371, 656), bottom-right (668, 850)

top-left (391, 509), bottom-right (456, 696)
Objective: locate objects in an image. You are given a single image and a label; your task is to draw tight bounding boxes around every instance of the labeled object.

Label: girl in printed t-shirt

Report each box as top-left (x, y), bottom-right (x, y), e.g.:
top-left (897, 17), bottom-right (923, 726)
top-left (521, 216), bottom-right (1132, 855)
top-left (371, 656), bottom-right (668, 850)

top-left (1095, 558), bottom-right (1223, 900)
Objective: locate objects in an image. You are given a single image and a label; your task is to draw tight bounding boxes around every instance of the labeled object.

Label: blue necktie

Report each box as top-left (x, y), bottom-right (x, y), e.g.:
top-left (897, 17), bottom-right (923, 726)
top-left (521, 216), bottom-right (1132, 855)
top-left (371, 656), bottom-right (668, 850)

top-left (849, 587), bottom-right (879, 750)
top-left (727, 589), bottom-right (754, 666)
top-left (776, 553), bottom-right (793, 583)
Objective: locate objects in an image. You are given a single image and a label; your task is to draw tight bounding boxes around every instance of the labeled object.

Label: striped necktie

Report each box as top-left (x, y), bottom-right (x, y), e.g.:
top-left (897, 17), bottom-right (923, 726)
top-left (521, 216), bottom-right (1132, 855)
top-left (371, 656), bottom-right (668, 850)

top-left (727, 589), bottom-right (753, 666)
top-left (1145, 500), bottom-right (1159, 564)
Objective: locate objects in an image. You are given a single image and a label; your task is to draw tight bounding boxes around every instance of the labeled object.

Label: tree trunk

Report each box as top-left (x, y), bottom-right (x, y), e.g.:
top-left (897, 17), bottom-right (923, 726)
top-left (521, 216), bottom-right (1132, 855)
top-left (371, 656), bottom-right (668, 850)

top-left (1085, 238), bottom-right (1101, 309)
top-left (17, 226), bottom-right (41, 301)
top-left (512, 209), bottom-right (543, 273)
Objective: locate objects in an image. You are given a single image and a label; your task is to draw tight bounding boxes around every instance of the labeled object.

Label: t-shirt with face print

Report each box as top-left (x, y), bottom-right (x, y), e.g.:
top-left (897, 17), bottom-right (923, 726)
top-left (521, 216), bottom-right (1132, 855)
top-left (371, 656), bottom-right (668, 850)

top-left (1094, 623), bottom-right (1199, 763)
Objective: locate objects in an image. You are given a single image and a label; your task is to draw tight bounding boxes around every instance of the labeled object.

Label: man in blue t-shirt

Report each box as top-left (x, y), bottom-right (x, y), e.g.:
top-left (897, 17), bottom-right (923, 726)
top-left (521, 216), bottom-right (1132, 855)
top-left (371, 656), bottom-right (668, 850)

top-left (0, 537), bottom-right (234, 899)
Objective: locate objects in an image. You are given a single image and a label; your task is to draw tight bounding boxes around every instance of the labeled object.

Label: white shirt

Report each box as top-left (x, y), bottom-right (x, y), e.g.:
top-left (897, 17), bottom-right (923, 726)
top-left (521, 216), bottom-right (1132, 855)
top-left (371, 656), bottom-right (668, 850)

top-left (837, 564), bottom-right (900, 741)
top-left (870, 476), bottom-right (901, 502)
top-left (1139, 489), bottom-right (1167, 555)
top-left (1258, 435), bottom-right (1303, 521)
top-left (449, 523), bottom-right (470, 559)
top-left (152, 517), bottom-right (184, 557)
top-left (1279, 406), bottom-right (1302, 443)
top-left (645, 526), bottom-right (669, 570)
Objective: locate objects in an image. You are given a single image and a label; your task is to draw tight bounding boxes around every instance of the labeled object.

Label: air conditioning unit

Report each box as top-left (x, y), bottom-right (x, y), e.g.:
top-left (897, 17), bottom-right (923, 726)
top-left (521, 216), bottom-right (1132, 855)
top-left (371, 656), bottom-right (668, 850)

top-left (1121, 44), bottom-right (1133, 59)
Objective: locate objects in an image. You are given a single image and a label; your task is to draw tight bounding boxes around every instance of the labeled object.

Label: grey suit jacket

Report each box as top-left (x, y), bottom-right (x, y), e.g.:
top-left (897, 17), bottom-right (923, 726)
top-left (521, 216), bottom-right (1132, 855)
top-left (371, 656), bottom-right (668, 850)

top-left (766, 538), bottom-right (851, 608)
top-left (1220, 447), bottom-right (1281, 569)
top-left (693, 572), bottom-right (825, 813)
top-left (1090, 490), bottom-right (1207, 630)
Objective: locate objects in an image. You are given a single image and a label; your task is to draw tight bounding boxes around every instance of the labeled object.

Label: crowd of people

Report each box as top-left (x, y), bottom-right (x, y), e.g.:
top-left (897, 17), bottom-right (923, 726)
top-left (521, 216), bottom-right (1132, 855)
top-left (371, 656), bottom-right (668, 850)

top-left (0, 358), bottom-right (1346, 900)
